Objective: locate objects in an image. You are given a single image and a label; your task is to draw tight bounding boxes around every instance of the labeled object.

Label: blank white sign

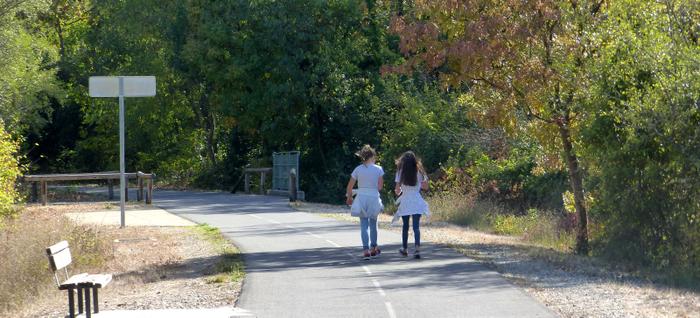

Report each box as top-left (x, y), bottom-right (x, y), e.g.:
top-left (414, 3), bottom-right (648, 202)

top-left (89, 76), bottom-right (156, 97)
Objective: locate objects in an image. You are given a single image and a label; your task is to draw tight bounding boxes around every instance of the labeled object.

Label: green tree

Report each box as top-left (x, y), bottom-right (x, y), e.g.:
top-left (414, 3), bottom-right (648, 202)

top-left (582, 0), bottom-right (700, 278)
top-left (0, 0), bottom-right (60, 135)
top-left (387, 0), bottom-right (611, 254)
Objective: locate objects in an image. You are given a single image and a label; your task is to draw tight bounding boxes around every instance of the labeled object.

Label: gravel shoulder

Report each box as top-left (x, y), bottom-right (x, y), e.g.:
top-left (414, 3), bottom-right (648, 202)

top-left (12, 205), bottom-right (242, 318)
top-left (291, 201), bottom-right (700, 318)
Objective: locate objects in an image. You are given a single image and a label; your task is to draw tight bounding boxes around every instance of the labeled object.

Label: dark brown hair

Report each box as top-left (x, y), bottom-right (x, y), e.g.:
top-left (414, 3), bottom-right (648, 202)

top-left (396, 151), bottom-right (425, 186)
top-left (355, 144), bottom-right (376, 162)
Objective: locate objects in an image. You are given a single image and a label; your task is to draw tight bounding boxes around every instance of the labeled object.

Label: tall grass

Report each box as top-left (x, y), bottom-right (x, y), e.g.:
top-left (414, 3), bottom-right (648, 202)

top-left (427, 192), bottom-right (575, 251)
top-left (0, 208), bottom-right (111, 314)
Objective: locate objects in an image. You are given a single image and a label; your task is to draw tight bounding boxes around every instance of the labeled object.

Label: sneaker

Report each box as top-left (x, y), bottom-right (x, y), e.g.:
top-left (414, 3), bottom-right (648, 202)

top-left (370, 247), bottom-right (381, 258)
top-left (363, 251), bottom-right (371, 260)
top-left (414, 250), bottom-right (421, 259)
top-left (398, 248), bottom-right (408, 257)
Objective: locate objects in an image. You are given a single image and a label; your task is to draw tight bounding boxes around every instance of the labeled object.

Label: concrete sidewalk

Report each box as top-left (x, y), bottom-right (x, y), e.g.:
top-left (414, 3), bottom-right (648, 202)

top-left (74, 306), bottom-right (253, 317)
top-left (64, 207), bottom-right (196, 227)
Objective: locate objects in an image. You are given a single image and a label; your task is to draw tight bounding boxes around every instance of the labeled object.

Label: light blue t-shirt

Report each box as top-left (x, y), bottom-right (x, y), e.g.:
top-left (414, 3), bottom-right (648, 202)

top-left (351, 163), bottom-right (384, 190)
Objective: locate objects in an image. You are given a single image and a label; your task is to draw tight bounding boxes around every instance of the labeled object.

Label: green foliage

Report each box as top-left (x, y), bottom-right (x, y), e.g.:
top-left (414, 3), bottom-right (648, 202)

top-left (468, 147), bottom-right (567, 212)
top-left (0, 123), bottom-right (21, 218)
top-left (0, 0), bottom-right (60, 135)
top-left (581, 0), bottom-right (700, 281)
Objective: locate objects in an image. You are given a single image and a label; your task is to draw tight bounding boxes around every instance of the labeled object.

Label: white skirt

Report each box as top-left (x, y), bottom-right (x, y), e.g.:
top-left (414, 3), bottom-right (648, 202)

top-left (351, 194), bottom-right (383, 219)
top-left (395, 192), bottom-right (430, 217)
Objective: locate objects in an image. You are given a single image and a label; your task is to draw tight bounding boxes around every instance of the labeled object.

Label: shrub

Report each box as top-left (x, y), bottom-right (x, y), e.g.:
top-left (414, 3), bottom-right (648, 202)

top-left (0, 123), bottom-right (21, 219)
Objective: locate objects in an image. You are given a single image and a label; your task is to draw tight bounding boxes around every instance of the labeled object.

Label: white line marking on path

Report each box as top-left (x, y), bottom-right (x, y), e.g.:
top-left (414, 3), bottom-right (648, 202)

top-left (325, 239), bottom-right (342, 247)
top-left (385, 302), bottom-right (397, 318)
top-left (252, 211), bottom-right (396, 318)
top-left (305, 231), bottom-right (323, 239)
top-left (372, 278), bottom-right (386, 297)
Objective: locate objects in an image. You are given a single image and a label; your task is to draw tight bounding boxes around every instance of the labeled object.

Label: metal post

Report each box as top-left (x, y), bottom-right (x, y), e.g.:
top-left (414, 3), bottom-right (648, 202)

top-left (93, 287), bottom-right (99, 313)
top-left (84, 287), bottom-right (92, 318)
top-left (289, 169), bottom-right (297, 202)
top-left (67, 288), bottom-right (75, 318)
top-left (77, 287), bottom-right (83, 314)
top-left (119, 77), bottom-right (126, 228)
top-left (244, 172), bottom-right (250, 194)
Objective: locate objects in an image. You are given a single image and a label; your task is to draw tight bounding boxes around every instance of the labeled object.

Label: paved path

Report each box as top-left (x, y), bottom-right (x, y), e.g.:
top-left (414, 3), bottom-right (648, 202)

top-left (155, 191), bottom-right (555, 318)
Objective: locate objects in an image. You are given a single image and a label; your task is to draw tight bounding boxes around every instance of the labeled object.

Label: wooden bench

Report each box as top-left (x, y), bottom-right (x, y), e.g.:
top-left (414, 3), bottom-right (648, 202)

top-left (46, 241), bottom-right (112, 318)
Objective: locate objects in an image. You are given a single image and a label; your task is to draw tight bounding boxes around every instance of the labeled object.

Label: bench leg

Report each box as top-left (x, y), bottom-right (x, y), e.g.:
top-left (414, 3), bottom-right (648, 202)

top-left (77, 287), bottom-right (83, 314)
top-left (84, 287), bottom-right (91, 318)
top-left (67, 288), bottom-right (75, 318)
top-left (93, 287), bottom-right (99, 313)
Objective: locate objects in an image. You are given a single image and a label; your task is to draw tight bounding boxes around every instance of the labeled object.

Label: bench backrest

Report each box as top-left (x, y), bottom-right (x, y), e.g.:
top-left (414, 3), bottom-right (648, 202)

top-left (46, 240), bottom-right (72, 272)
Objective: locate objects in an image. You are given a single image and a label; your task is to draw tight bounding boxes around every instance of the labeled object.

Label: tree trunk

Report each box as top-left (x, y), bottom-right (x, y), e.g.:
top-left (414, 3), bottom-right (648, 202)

top-left (192, 85), bottom-right (217, 165)
top-left (558, 115), bottom-right (590, 255)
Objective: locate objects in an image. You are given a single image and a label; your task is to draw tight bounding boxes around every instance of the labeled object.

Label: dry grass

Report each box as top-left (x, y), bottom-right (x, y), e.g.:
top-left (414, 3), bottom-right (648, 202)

top-left (426, 193), bottom-right (576, 252)
top-left (0, 206), bottom-right (112, 314)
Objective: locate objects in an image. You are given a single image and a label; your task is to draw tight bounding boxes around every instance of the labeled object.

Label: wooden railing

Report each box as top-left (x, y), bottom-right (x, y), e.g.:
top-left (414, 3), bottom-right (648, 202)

top-left (23, 171), bottom-right (155, 206)
top-left (243, 167), bottom-right (272, 195)
top-left (243, 167), bottom-right (300, 201)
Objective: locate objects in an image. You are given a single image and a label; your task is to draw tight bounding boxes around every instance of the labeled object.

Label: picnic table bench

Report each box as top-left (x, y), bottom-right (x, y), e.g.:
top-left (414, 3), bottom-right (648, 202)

top-left (46, 241), bottom-right (112, 318)
top-left (24, 171), bottom-right (155, 205)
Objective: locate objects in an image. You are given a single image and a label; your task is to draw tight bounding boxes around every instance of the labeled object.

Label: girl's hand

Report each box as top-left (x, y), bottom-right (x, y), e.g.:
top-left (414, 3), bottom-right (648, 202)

top-left (346, 196), bottom-right (353, 206)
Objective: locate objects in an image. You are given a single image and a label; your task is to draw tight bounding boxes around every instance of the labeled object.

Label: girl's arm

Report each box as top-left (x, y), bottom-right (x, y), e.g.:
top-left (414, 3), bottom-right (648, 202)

top-left (378, 177), bottom-right (384, 192)
top-left (394, 182), bottom-right (401, 196)
top-left (421, 174), bottom-right (429, 191)
top-left (346, 177), bottom-right (356, 205)
top-left (421, 180), bottom-right (429, 191)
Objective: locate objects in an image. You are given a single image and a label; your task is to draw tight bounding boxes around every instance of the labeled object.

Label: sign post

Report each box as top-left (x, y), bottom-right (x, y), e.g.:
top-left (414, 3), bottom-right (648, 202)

top-left (89, 76), bottom-right (156, 228)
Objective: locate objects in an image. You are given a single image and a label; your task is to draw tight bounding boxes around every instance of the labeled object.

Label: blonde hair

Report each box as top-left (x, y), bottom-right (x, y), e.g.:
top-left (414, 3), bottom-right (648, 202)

top-left (355, 144), bottom-right (376, 162)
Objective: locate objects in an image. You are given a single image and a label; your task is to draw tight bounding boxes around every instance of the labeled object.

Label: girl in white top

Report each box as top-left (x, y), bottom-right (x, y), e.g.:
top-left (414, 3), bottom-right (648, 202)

top-left (346, 145), bottom-right (384, 260)
top-left (394, 151), bottom-right (429, 259)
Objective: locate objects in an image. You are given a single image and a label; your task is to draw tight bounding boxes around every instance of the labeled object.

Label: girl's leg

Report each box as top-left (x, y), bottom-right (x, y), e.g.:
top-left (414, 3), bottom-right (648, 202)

top-left (413, 214), bottom-right (422, 248)
top-left (360, 217), bottom-right (370, 250)
top-left (401, 215), bottom-right (411, 250)
top-left (369, 218), bottom-right (378, 248)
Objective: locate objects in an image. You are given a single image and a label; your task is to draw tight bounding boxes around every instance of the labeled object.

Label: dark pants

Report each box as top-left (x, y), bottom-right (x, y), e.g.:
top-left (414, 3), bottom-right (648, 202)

top-left (401, 214), bottom-right (421, 249)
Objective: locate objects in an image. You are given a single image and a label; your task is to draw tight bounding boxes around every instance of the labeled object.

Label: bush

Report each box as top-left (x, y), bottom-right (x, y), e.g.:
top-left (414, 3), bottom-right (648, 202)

top-left (0, 123), bottom-right (21, 219)
top-left (468, 151), bottom-right (567, 213)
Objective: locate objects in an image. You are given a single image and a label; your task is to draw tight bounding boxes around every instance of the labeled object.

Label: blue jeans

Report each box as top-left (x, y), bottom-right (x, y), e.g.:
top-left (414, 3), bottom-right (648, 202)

top-left (401, 214), bottom-right (421, 249)
top-left (360, 217), bottom-right (378, 250)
